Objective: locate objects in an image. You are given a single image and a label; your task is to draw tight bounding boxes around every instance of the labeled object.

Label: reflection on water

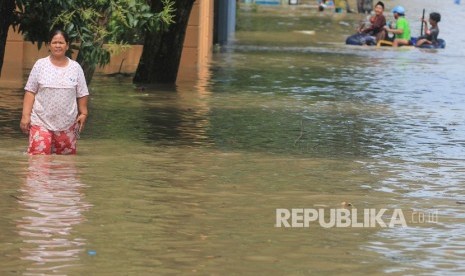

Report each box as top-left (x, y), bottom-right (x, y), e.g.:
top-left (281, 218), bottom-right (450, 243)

top-left (0, 88), bottom-right (24, 140)
top-left (16, 156), bottom-right (91, 274)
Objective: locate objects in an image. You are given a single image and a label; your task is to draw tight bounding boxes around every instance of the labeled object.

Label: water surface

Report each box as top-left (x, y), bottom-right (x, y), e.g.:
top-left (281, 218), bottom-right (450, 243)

top-left (1, 0), bottom-right (465, 274)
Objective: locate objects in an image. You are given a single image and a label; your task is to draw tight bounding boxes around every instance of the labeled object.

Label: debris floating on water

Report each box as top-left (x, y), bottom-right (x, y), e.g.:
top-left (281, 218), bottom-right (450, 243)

top-left (341, 201), bottom-right (353, 208)
top-left (293, 30), bottom-right (316, 35)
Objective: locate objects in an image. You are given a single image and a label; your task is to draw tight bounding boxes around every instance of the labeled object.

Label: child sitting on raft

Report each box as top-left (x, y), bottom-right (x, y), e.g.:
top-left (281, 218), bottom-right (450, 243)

top-left (358, 1), bottom-right (387, 42)
top-left (384, 5), bottom-right (411, 47)
top-left (345, 1), bottom-right (386, 45)
top-left (416, 12), bottom-right (441, 47)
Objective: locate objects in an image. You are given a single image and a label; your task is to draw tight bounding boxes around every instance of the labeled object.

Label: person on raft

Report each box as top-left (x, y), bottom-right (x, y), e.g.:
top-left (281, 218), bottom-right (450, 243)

top-left (358, 1), bottom-right (387, 43)
top-left (384, 5), bottom-right (411, 47)
top-left (416, 12), bottom-right (441, 47)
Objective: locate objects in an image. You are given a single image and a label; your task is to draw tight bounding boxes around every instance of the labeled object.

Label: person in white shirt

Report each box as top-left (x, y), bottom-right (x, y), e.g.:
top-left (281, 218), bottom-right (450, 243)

top-left (20, 29), bottom-right (89, 155)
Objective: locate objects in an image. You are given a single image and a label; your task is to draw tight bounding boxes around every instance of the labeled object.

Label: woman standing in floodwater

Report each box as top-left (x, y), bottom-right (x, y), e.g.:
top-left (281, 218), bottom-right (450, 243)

top-left (20, 29), bottom-right (89, 155)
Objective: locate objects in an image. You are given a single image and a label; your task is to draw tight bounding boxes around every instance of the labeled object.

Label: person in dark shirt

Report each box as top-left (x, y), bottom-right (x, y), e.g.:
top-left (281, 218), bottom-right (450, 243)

top-left (416, 12), bottom-right (441, 47)
top-left (358, 1), bottom-right (386, 42)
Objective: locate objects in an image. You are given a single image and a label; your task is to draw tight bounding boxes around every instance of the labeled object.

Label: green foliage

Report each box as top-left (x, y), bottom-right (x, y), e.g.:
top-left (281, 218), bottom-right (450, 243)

top-left (107, 0), bottom-right (175, 44)
top-left (16, 0), bottom-right (175, 76)
top-left (15, 0), bottom-right (65, 49)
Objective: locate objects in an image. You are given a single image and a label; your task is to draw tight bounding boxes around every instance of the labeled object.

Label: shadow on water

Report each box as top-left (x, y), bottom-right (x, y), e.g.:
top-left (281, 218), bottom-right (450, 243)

top-left (84, 77), bottom-right (214, 147)
top-left (85, 69), bottom-right (395, 159)
top-left (0, 88), bottom-right (25, 140)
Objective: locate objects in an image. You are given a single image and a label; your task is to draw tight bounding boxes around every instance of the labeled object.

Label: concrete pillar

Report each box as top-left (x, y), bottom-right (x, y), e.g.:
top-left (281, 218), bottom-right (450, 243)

top-left (214, 0), bottom-right (236, 45)
top-left (178, 0), bottom-right (214, 81)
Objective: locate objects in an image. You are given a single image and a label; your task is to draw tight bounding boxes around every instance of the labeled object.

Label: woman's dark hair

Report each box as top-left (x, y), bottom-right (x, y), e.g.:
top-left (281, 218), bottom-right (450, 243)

top-left (430, 12), bottom-right (441, 23)
top-left (48, 29), bottom-right (70, 44)
top-left (376, 1), bottom-right (384, 9)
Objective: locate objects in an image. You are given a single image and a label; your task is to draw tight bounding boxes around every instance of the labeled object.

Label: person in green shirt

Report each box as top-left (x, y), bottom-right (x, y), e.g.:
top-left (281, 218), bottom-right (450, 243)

top-left (384, 6), bottom-right (411, 47)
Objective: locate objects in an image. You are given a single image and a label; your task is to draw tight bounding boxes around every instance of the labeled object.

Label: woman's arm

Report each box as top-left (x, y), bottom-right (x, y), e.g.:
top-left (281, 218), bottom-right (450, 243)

top-left (20, 91), bottom-right (35, 134)
top-left (76, 95), bottom-right (89, 132)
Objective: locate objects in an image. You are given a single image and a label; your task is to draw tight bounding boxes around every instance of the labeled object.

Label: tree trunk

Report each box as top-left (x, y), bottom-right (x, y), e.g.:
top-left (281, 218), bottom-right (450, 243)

top-left (133, 0), bottom-right (195, 84)
top-left (76, 49), bottom-right (96, 86)
top-left (0, 0), bottom-right (15, 77)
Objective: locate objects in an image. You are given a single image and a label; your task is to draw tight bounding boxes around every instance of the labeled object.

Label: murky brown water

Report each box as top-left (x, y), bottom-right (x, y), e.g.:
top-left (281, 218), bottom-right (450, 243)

top-left (1, 0), bottom-right (465, 275)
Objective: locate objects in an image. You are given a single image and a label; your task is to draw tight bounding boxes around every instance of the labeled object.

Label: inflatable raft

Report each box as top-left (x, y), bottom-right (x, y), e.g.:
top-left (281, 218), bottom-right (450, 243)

top-left (345, 33), bottom-right (446, 49)
top-left (414, 38), bottom-right (446, 49)
top-left (345, 33), bottom-right (377, 46)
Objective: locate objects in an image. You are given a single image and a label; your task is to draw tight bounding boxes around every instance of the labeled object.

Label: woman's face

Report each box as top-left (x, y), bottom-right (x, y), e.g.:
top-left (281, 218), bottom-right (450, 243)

top-left (49, 34), bottom-right (69, 58)
top-left (374, 4), bottom-right (384, 15)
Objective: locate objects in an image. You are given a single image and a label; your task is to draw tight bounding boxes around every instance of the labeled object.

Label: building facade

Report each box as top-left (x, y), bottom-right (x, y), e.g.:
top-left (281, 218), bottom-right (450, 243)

top-left (0, 0), bottom-right (231, 87)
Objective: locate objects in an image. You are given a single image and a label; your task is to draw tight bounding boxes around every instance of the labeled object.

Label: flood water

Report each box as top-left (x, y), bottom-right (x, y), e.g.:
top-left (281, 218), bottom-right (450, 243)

top-left (1, 0), bottom-right (465, 275)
